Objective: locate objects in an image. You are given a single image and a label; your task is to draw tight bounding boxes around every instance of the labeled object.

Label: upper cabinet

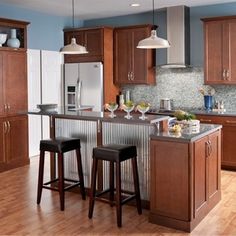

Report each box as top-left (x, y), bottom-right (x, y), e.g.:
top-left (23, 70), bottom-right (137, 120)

top-left (114, 25), bottom-right (156, 85)
top-left (63, 27), bottom-right (119, 104)
top-left (0, 17), bottom-right (29, 50)
top-left (202, 16), bottom-right (236, 84)
top-left (64, 27), bottom-right (105, 63)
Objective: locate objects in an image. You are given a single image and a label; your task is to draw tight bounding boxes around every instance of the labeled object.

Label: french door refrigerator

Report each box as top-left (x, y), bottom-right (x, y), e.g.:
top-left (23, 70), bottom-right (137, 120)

top-left (64, 62), bottom-right (103, 112)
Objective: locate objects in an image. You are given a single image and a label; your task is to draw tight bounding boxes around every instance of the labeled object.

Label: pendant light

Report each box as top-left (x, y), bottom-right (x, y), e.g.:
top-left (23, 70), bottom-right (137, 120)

top-left (60, 0), bottom-right (88, 54)
top-left (137, 0), bottom-right (170, 49)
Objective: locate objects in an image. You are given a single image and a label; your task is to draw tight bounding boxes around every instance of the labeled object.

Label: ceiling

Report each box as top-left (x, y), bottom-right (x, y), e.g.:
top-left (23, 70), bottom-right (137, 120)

top-left (0, 0), bottom-right (235, 20)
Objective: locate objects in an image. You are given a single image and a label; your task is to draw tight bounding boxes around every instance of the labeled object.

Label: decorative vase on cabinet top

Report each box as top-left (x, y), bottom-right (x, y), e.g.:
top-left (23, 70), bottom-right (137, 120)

top-left (7, 29), bottom-right (20, 48)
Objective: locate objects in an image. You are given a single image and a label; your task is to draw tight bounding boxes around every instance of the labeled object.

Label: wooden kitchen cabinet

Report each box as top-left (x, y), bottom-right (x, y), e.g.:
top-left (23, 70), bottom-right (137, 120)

top-left (64, 28), bottom-right (103, 62)
top-left (0, 50), bottom-right (27, 115)
top-left (150, 129), bottom-right (221, 232)
top-left (202, 16), bottom-right (236, 84)
top-left (0, 115), bottom-right (29, 172)
top-left (63, 27), bottom-right (119, 104)
top-left (0, 18), bottom-right (29, 172)
top-left (194, 131), bottom-right (221, 219)
top-left (196, 114), bottom-right (236, 170)
top-left (114, 25), bottom-right (155, 85)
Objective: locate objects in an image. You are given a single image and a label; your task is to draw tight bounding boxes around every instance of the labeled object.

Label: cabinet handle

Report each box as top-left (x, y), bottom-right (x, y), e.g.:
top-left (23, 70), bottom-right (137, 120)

top-left (7, 121), bottom-right (10, 133)
top-left (223, 69), bottom-right (226, 80)
top-left (226, 70), bottom-right (230, 80)
top-left (205, 141), bottom-right (208, 157)
top-left (130, 71), bottom-right (134, 81)
top-left (3, 122), bottom-right (7, 134)
top-left (7, 104), bottom-right (10, 110)
top-left (200, 119), bottom-right (212, 123)
top-left (4, 104), bottom-right (7, 111)
top-left (128, 72), bottom-right (131, 80)
top-left (208, 140), bottom-right (212, 156)
top-left (225, 120), bottom-right (236, 124)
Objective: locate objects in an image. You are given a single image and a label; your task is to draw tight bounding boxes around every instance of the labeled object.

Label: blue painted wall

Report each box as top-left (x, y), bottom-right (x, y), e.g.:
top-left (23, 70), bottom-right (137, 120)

top-left (84, 10), bottom-right (167, 65)
top-left (84, 2), bottom-right (236, 67)
top-left (0, 3), bottom-right (83, 50)
top-left (1, 1), bottom-right (236, 62)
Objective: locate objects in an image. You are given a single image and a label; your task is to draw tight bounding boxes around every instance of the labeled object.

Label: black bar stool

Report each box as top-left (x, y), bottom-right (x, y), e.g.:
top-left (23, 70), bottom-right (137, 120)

top-left (88, 144), bottom-right (142, 227)
top-left (37, 137), bottom-right (86, 211)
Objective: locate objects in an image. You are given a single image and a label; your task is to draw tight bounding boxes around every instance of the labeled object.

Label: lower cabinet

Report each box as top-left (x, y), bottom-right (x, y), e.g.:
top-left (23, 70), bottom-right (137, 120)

top-left (149, 130), bottom-right (221, 232)
top-left (0, 115), bottom-right (29, 172)
top-left (196, 114), bottom-right (236, 170)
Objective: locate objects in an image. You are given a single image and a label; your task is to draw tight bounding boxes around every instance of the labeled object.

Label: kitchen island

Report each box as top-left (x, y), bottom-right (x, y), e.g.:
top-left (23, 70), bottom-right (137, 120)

top-left (28, 107), bottom-right (169, 201)
top-left (27, 108), bottom-right (222, 232)
top-left (150, 124), bottom-right (222, 232)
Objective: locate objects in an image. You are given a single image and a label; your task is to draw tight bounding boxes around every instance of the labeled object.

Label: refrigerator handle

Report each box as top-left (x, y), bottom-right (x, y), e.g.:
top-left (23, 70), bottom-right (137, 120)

top-left (76, 78), bottom-right (82, 108)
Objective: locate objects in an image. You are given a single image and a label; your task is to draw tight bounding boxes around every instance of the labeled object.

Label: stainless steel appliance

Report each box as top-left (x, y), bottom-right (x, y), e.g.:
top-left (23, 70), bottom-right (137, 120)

top-left (64, 62), bottom-right (103, 111)
top-left (160, 98), bottom-right (172, 111)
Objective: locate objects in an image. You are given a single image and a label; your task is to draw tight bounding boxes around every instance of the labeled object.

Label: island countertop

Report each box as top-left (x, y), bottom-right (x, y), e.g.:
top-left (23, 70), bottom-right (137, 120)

top-left (27, 107), bottom-right (170, 125)
top-left (150, 124), bottom-right (222, 142)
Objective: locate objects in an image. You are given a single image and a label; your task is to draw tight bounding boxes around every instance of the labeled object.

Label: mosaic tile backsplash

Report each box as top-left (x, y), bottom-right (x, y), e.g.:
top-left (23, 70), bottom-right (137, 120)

top-left (122, 67), bottom-right (236, 111)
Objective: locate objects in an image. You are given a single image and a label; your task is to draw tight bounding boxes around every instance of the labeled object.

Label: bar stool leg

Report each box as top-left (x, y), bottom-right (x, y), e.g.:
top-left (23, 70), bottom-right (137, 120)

top-left (88, 158), bottom-right (98, 218)
top-left (132, 157), bottom-right (142, 215)
top-left (116, 161), bottom-right (122, 227)
top-left (109, 161), bottom-right (114, 206)
top-left (37, 150), bottom-right (45, 204)
top-left (58, 153), bottom-right (65, 211)
top-left (76, 148), bottom-right (86, 200)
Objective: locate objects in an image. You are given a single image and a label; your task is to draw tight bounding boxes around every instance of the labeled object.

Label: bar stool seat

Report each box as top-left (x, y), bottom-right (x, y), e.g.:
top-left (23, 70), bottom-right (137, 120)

top-left (37, 137), bottom-right (86, 211)
top-left (88, 144), bottom-right (142, 227)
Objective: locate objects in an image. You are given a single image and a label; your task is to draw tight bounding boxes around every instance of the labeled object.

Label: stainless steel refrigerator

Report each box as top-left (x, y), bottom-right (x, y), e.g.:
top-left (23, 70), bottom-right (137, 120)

top-left (64, 62), bottom-right (103, 112)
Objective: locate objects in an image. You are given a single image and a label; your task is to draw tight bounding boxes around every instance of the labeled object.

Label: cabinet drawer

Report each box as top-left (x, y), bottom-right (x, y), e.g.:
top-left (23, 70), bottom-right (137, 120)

top-left (197, 114), bottom-right (236, 126)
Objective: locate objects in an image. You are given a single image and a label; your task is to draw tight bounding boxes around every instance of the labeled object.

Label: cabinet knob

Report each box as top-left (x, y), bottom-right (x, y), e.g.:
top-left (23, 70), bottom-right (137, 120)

top-left (130, 71), bottom-right (134, 81)
top-left (4, 104), bottom-right (7, 111)
top-left (7, 104), bottom-right (10, 110)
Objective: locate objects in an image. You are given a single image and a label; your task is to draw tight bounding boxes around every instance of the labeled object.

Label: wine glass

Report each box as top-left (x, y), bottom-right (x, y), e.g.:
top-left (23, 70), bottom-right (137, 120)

top-left (123, 105), bottom-right (134, 119)
top-left (106, 103), bottom-right (118, 118)
top-left (137, 105), bottom-right (150, 120)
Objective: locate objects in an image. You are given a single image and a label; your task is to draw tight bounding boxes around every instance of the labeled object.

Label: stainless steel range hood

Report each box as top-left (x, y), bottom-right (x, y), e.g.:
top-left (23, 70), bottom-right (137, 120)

top-left (160, 6), bottom-right (190, 68)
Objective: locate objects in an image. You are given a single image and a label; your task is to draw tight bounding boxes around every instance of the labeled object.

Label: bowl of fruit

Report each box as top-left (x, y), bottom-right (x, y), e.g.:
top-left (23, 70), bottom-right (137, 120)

top-left (173, 110), bottom-right (199, 128)
top-left (122, 100), bottom-right (135, 119)
top-left (136, 102), bottom-right (151, 120)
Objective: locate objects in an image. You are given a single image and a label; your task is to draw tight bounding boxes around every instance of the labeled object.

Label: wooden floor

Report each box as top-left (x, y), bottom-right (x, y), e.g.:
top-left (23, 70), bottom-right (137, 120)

top-left (0, 157), bottom-right (236, 236)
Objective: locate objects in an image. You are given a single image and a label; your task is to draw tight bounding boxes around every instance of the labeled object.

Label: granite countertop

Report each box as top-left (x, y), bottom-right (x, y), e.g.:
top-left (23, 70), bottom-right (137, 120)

top-left (190, 109), bottom-right (236, 117)
top-left (27, 106), bottom-right (169, 125)
top-left (150, 124), bottom-right (222, 142)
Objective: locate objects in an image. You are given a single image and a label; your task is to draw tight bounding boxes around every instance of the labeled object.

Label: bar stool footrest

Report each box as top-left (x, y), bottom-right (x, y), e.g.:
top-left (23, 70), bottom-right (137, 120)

top-left (94, 188), bottom-right (137, 206)
top-left (42, 178), bottom-right (81, 192)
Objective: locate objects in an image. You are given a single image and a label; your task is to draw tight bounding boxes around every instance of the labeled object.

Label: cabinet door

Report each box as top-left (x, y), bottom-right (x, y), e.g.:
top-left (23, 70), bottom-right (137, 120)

top-left (7, 115), bottom-right (29, 165)
top-left (114, 29), bottom-right (131, 84)
top-left (84, 29), bottom-right (103, 58)
top-left (0, 52), bottom-right (4, 114)
top-left (4, 51), bottom-right (27, 114)
top-left (204, 21), bottom-right (224, 84)
top-left (194, 136), bottom-right (208, 217)
top-left (227, 19), bottom-right (236, 83)
top-left (208, 131), bottom-right (221, 201)
top-left (0, 118), bottom-right (6, 165)
top-left (132, 27), bottom-right (151, 83)
top-left (222, 125), bottom-right (236, 168)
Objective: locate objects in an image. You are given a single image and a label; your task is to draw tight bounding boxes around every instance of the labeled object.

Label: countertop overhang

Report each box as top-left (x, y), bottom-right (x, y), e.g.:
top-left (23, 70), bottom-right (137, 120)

top-left (26, 107), bottom-right (170, 125)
